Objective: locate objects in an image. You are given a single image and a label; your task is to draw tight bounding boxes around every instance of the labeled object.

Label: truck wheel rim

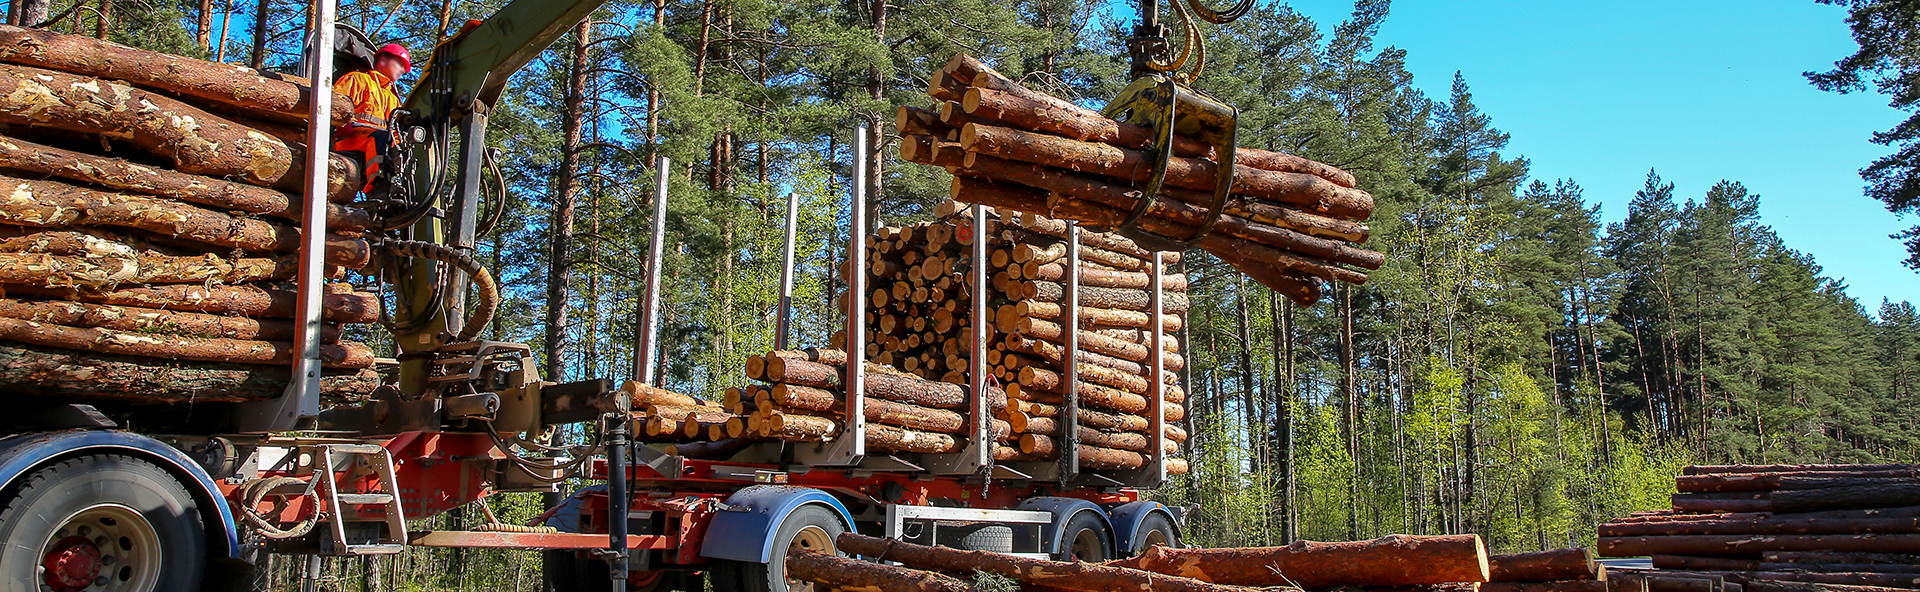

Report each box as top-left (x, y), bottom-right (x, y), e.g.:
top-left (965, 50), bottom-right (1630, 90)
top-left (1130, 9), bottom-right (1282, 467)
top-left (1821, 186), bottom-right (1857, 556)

top-left (1135, 529), bottom-right (1170, 556)
top-left (1071, 529), bottom-right (1103, 562)
top-left (38, 503), bottom-right (162, 592)
top-left (790, 525), bottom-right (833, 554)
top-left (786, 525), bottom-right (835, 591)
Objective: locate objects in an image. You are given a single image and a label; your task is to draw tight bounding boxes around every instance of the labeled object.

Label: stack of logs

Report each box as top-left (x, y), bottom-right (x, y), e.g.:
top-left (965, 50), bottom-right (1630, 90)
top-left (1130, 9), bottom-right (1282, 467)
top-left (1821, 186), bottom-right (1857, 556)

top-left (791, 532), bottom-right (1522, 592)
top-left (854, 203), bottom-right (1191, 474)
top-left (898, 53), bottom-right (1382, 306)
top-left (726, 347), bottom-right (1020, 457)
top-left (0, 25), bottom-right (384, 403)
top-left (1599, 464), bottom-right (1920, 592)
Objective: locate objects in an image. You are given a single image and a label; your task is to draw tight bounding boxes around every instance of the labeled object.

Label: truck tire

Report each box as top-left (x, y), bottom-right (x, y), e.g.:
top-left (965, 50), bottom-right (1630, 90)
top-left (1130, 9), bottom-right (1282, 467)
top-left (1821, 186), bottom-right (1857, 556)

top-left (711, 505), bottom-right (846, 592)
top-left (0, 454), bottom-right (206, 592)
top-left (1129, 513), bottom-right (1178, 556)
top-left (954, 524), bottom-right (1015, 553)
top-left (1051, 511), bottom-right (1112, 562)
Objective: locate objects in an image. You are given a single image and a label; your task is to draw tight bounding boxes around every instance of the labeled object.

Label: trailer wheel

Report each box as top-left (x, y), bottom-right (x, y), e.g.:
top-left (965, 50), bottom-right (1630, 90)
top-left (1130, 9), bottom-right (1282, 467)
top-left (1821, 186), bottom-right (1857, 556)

top-left (1129, 513), bottom-right (1178, 556)
top-left (1052, 511), bottom-right (1112, 562)
top-left (0, 454), bottom-right (205, 592)
top-left (712, 505), bottom-right (846, 592)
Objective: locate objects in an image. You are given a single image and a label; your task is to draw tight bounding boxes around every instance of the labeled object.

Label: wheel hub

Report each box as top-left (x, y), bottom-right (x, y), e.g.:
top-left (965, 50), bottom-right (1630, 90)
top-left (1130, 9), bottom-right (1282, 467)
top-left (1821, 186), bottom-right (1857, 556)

top-left (41, 536), bottom-right (102, 592)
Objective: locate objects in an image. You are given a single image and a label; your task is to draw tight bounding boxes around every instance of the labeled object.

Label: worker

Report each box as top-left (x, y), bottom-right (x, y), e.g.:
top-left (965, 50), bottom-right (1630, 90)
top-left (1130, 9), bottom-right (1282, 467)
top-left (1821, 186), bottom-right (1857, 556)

top-left (333, 43), bottom-right (410, 192)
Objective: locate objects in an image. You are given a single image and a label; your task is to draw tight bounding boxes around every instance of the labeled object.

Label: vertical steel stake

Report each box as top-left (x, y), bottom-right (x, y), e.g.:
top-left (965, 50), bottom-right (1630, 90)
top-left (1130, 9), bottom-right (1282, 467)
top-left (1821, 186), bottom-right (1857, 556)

top-left (845, 125), bottom-right (869, 459)
top-left (636, 156), bottom-right (670, 385)
top-left (776, 192), bottom-right (799, 350)
top-left (1060, 223), bottom-right (1081, 483)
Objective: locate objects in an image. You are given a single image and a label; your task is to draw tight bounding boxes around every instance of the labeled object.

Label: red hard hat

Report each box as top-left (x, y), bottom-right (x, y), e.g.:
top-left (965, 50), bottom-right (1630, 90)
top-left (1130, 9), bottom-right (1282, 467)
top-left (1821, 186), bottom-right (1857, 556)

top-left (376, 43), bottom-right (411, 72)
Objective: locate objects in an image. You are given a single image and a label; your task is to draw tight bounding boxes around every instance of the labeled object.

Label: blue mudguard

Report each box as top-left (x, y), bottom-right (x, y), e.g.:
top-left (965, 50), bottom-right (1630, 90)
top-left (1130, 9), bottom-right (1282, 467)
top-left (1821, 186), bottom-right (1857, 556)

top-left (1105, 500), bottom-right (1179, 556)
top-left (0, 430), bottom-right (240, 559)
top-left (1017, 496), bottom-right (1113, 556)
top-left (698, 485), bottom-right (855, 563)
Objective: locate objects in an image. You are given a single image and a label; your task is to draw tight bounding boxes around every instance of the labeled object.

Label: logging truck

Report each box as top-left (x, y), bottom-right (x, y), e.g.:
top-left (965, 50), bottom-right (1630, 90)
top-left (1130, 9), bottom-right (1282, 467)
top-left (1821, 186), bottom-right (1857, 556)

top-left (0, 0), bottom-right (1196, 590)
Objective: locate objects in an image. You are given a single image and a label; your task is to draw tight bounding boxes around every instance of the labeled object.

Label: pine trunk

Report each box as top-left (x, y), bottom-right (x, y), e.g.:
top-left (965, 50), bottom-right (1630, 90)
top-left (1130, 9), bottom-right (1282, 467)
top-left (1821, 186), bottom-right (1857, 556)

top-left (0, 342), bottom-right (378, 402)
top-left (1109, 535), bottom-right (1491, 588)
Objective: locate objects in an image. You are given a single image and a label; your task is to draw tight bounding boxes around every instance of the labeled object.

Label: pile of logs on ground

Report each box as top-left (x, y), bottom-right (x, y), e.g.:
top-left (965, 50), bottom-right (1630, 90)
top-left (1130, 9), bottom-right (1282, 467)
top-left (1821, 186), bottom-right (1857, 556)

top-left (840, 204), bottom-right (1191, 473)
top-left (0, 25), bottom-right (383, 403)
top-left (898, 53), bottom-right (1381, 306)
top-left (790, 532), bottom-right (1502, 592)
top-left (1598, 464), bottom-right (1920, 591)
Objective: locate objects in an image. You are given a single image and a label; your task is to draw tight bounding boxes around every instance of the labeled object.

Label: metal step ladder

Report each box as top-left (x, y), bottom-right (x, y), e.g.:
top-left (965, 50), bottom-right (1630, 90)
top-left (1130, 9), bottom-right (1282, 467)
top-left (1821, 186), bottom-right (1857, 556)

top-left (314, 443), bottom-right (408, 555)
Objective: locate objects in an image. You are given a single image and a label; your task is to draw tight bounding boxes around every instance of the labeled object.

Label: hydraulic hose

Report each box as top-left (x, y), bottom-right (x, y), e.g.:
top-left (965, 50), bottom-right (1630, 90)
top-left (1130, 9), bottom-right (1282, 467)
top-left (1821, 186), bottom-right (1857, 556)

top-left (383, 239), bottom-right (499, 343)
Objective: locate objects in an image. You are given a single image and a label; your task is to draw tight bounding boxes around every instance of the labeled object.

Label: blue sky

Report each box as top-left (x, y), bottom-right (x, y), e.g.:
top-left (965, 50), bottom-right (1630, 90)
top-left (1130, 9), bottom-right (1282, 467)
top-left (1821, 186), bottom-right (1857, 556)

top-left (1271, 1), bottom-right (1918, 310)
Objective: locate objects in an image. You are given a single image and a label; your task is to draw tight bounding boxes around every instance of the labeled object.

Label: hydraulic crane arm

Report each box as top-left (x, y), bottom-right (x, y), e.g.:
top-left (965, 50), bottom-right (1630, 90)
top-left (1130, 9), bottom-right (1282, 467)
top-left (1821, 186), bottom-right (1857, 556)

top-left (376, 0), bottom-right (610, 404)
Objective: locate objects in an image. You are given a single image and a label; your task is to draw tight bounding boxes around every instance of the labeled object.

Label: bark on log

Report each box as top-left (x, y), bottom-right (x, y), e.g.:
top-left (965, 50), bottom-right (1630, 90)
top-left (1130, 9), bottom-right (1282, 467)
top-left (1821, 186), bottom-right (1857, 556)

top-left (1017, 317), bottom-right (1187, 373)
top-left (899, 134), bottom-right (965, 168)
top-left (1021, 260), bottom-right (1192, 292)
top-left (1599, 515), bottom-right (1920, 537)
top-left (1649, 555), bottom-right (1763, 571)
top-left (0, 283), bottom-right (379, 323)
top-left (1108, 534), bottom-right (1491, 587)
top-left (1773, 482), bottom-right (1920, 513)
top-left (1003, 299), bottom-right (1185, 333)
top-left (1599, 535), bottom-right (1920, 557)
top-left (0, 24), bottom-right (351, 125)
top-left (961, 122), bottom-right (1374, 220)
top-left (1482, 583), bottom-right (1609, 592)
top-left (1763, 552), bottom-right (1920, 565)
top-left (766, 357), bottom-right (1004, 411)
top-left (0, 251), bottom-right (297, 286)
top-left (1008, 335), bottom-right (1183, 383)
top-left (1684, 465), bottom-right (1917, 476)
top-left (1037, 187), bottom-right (1368, 284)
top-left (0, 63), bottom-right (359, 190)
top-left (867, 423), bottom-right (960, 454)
top-left (1678, 472), bottom-right (1920, 493)
top-left (0, 298), bottom-right (335, 342)
top-left (1009, 211), bottom-right (1187, 261)
top-left (836, 532), bottom-right (1258, 592)
top-left (626, 381), bottom-right (702, 408)
top-left (0, 341), bottom-right (379, 403)
top-left (1646, 570), bottom-right (1920, 590)
top-left (1673, 497), bottom-right (1773, 514)
top-left (766, 382), bottom-right (970, 434)
top-left (1022, 280), bottom-right (1192, 314)
top-left (786, 549), bottom-right (970, 592)
top-left (0, 175), bottom-right (370, 259)
top-left (0, 134), bottom-right (367, 223)
top-left (1491, 549), bottom-right (1602, 582)
top-left (0, 316), bottom-right (372, 367)
top-left (1743, 580), bottom-right (1920, 592)
top-left (958, 85), bottom-right (1358, 188)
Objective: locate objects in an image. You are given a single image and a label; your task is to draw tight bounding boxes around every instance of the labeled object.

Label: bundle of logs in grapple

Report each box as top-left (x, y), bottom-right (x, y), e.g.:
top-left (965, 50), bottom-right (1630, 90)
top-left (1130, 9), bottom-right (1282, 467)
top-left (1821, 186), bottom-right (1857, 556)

top-left (787, 532), bottom-right (1625, 592)
top-left (1597, 464), bottom-right (1920, 592)
top-left (0, 26), bottom-right (384, 403)
top-left (897, 53), bottom-right (1382, 306)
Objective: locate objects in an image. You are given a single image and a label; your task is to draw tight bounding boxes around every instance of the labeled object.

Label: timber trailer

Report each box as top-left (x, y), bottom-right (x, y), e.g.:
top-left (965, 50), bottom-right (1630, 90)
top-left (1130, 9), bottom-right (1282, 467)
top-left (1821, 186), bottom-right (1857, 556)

top-left (0, 0), bottom-right (1194, 590)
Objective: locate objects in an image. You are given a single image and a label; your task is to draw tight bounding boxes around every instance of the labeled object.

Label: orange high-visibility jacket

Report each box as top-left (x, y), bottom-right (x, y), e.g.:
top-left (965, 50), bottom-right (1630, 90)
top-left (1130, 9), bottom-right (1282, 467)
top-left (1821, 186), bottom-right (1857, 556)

top-left (332, 70), bottom-right (401, 189)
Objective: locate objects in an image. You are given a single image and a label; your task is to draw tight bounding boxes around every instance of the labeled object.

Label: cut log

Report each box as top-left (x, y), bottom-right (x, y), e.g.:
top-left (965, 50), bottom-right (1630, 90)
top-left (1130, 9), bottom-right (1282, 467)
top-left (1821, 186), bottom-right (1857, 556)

top-left (786, 549), bottom-right (969, 592)
top-left (625, 381), bottom-right (702, 408)
top-left (1107, 534), bottom-right (1491, 587)
top-left (0, 316), bottom-right (373, 368)
top-left (1677, 473), bottom-right (1920, 493)
top-left (1598, 534), bottom-right (1920, 556)
top-left (1039, 189), bottom-right (1368, 284)
top-left (0, 341), bottom-right (378, 403)
top-left (1022, 280), bottom-right (1192, 314)
top-left (0, 298), bottom-right (334, 342)
top-left (1764, 552), bottom-right (1920, 565)
top-left (1482, 583), bottom-right (1609, 592)
top-left (0, 251), bottom-right (296, 286)
top-left (1598, 514), bottom-right (1920, 537)
top-left (1771, 481), bottom-right (1920, 513)
top-left (958, 85), bottom-right (1358, 188)
top-left (1648, 570), bottom-right (1920, 590)
top-left (1490, 549), bottom-right (1602, 582)
top-left (1684, 465), bottom-right (1916, 475)
top-left (0, 24), bottom-right (352, 125)
top-left (0, 283), bottom-right (379, 323)
top-left (0, 135), bottom-right (368, 223)
top-left (1743, 580), bottom-right (1920, 592)
top-left (764, 357), bottom-right (1001, 410)
top-left (1003, 297), bottom-right (1186, 333)
top-left (1672, 497), bottom-right (1773, 514)
top-left (836, 532), bottom-right (1254, 592)
top-left (0, 64), bottom-right (358, 190)
top-left (1017, 317), bottom-right (1186, 372)
top-left (0, 175), bottom-right (362, 256)
top-left (1020, 260), bottom-right (1192, 292)
top-left (961, 122), bottom-right (1374, 220)
top-left (1650, 555), bottom-right (1763, 571)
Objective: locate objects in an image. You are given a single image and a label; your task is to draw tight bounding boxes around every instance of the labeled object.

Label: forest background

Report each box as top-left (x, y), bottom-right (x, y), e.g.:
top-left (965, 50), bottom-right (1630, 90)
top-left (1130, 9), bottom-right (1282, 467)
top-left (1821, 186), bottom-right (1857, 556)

top-left (5, 0), bottom-right (1919, 589)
